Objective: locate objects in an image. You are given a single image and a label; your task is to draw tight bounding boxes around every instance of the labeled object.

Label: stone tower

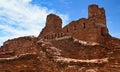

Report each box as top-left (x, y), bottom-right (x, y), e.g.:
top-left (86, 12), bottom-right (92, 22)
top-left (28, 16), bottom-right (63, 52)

top-left (45, 14), bottom-right (62, 32)
top-left (88, 4), bottom-right (106, 26)
top-left (38, 14), bottom-right (63, 39)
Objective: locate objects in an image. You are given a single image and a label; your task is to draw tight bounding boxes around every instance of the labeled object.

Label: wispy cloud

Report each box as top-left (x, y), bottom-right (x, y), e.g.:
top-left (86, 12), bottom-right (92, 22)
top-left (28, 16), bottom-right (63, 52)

top-left (0, 0), bottom-right (69, 46)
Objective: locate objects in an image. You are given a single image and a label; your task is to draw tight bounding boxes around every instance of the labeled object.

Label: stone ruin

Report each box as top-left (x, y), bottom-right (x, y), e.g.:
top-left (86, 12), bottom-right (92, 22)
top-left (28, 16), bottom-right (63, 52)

top-left (37, 4), bottom-right (110, 60)
top-left (38, 4), bottom-right (108, 44)
top-left (0, 4), bottom-right (120, 72)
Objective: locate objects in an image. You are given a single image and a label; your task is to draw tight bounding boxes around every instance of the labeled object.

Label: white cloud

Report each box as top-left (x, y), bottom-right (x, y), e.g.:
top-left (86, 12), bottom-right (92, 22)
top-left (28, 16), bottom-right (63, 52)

top-left (0, 0), bottom-right (69, 46)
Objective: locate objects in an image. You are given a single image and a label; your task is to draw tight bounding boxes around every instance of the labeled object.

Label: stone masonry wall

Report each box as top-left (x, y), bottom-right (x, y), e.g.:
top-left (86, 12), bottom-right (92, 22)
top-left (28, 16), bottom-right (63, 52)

top-left (0, 36), bottom-right (37, 57)
top-left (38, 4), bottom-right (109, 43)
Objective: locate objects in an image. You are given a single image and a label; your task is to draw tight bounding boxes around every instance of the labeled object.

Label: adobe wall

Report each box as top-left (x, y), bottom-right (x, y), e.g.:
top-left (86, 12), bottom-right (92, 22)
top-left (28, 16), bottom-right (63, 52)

top-left (63, 4), bottom-right (108, 43)
top-left (38, 4), bottom-right (109, 43)
top-left (0, 36), bottom-right (37, 56)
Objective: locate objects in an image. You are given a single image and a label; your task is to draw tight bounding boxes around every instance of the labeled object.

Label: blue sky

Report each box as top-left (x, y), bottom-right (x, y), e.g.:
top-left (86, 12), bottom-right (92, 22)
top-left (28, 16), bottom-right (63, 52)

top-left (0, 0), bottom-right (120, 45)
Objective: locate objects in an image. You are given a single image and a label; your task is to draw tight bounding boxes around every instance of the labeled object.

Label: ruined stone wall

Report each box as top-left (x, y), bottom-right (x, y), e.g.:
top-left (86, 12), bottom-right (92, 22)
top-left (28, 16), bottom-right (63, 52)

top-left (38, 4), bottom-right (108, 43)
top-left (62, 4), bottom-right (108, 43)
top-left (0, 54), bottom-right (39, 72)
top-left (0, 36), bottom-right (37, 56)
top-left (63, 22), bottom-right (107, 43)
top-left (51, 38), bottom-right (108, 59)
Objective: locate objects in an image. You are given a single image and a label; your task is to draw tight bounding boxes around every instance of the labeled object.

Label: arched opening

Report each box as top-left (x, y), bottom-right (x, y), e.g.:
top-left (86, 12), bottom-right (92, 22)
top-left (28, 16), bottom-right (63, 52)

top-left (101, 27), bottom-right (105, 36)
top-left (51, 35), bottom-right (53, 39)
top-left (66, 28), bottom-right (69, 32)
top-left (83, 23), bottom-right (86, 28)
top-left (55, 33), bottom-right (57, 38)
top-left (61, 33), bottom-right (63, 37)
